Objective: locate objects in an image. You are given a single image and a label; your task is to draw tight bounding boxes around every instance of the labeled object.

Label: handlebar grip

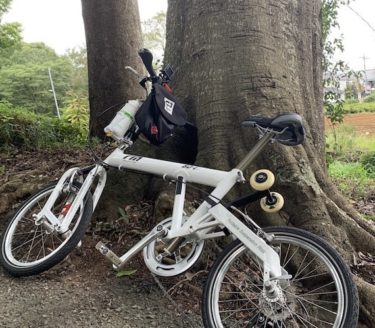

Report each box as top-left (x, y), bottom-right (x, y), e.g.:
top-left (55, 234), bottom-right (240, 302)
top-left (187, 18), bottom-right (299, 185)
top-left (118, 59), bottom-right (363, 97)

top-left (138, 48), bottom-right (157, 78)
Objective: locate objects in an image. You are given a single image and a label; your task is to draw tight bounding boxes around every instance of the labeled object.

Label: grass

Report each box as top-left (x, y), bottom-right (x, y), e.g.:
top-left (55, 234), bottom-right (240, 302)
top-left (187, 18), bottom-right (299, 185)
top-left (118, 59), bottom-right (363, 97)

top-left (326, 124), bottom-right (375, 161)
top-left (328, 161), bottom-right (373, 199)
top-left (342, 101), bottom-right (375, 114)
top-left (326, 124), bottom-right (375, 218)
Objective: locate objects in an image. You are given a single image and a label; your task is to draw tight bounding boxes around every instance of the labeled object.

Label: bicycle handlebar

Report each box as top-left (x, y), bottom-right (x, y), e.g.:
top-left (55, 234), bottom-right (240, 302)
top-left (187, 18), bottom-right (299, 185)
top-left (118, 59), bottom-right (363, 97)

top-left (138, 48), bottom-right (157, 78)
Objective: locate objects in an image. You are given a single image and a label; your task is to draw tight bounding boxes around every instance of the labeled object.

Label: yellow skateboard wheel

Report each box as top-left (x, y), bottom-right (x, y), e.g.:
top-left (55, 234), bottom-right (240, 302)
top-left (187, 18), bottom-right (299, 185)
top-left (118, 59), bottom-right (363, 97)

top-left (249, 169), bottom-right (275, 191)
top-left (260, 192), bottom-right (284, 213)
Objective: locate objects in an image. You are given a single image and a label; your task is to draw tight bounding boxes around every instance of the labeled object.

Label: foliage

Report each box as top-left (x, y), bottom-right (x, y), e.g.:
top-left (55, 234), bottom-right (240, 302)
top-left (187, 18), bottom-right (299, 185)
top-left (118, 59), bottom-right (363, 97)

top-left (321, 0), bottom-right (349, 42)
top-left (63, 47), bottom-right (88, 97)
top-left (325, 92), bottom-right (345, 124)
top-left (342, 101), bottom-right (375, 113)
top-left (61, 91), bottom-right (89, 139)
top-left (364, 91), bottom-right (375, 103)
top-left (0, 0), bottom-right (21, 51)
top-left (321, 1), bottom-right (354, 154)
top-left (344, 77), bottom-right (364, 101)
top-left (0, 21), bottom-right (21, 48)
top-left (141, 11), bottom-right (166, 63)
top-left (0, 101), bottom-right (86, 149)
top-left (0, 43), bottom-right (73, 114)
top-left (361, 152), bottom-right (375, 178)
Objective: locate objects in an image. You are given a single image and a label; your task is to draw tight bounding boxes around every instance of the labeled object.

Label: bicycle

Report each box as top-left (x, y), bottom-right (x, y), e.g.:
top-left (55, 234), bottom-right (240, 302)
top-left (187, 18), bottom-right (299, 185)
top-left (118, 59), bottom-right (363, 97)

top-left (0, 49), bottom-right (359, 328)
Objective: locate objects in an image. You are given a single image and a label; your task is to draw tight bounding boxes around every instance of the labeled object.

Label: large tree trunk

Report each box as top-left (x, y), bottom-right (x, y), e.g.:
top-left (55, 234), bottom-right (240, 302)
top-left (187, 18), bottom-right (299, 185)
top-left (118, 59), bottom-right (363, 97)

top-left (81, 0), bottom-right (157, 218)
top-left (164, 0), bottom-right (375, 325)
top-left (81, 0), bottom-right (144, 138)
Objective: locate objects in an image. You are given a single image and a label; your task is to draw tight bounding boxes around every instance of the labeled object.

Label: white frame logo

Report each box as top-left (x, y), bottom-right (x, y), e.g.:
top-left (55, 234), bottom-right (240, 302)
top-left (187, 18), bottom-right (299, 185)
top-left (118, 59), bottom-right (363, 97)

top-left (164, 97), bottom-right (175, 115)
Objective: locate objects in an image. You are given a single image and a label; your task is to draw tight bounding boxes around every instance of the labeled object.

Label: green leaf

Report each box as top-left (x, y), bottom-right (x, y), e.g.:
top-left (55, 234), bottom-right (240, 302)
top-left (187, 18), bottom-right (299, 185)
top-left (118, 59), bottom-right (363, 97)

top-left (115, 269), bottom-right (137, 278)
top-left (117, 207), bottom-right (129, 222)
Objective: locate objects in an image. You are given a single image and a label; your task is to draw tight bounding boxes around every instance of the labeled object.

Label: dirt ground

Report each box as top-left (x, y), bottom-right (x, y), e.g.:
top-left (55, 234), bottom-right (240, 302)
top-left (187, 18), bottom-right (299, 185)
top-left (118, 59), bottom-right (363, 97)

top-left (0, 148), bottom-right (203, 328)
top-left (325, 112), bottom-right (375, 135)
top-left (0, 237), bottom-right (203, 328)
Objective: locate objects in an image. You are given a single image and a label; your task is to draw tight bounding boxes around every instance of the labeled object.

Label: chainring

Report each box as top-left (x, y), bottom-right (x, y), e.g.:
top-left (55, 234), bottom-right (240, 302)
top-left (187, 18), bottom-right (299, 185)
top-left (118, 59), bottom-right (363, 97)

top-left (143, 217), bottom-right (205, 277)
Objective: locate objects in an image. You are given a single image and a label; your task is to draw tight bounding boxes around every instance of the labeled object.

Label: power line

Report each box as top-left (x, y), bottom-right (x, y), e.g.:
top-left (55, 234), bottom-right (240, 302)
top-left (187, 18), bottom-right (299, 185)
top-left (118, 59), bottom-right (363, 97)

top-left (347, 5), bottom-right (375, 34)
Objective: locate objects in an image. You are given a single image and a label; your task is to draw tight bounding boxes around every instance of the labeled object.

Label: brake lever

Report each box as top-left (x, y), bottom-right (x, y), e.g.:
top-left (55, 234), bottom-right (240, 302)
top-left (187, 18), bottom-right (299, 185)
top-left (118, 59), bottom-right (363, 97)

top-left (139, 76), bottom-right (149, 88)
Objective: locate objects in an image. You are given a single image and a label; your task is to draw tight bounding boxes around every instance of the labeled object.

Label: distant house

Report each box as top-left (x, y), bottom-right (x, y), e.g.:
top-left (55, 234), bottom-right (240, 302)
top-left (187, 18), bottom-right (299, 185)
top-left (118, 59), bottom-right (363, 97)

top-left (335, 68), bottom-right (375, 100)
top-left (363, 69), bottom-right (375, 93)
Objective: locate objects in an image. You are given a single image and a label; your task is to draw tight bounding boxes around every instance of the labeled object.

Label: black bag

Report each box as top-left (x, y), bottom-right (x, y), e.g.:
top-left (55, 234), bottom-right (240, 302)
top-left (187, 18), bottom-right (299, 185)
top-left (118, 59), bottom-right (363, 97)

top-left (135, 84), bottom-right (188, 145)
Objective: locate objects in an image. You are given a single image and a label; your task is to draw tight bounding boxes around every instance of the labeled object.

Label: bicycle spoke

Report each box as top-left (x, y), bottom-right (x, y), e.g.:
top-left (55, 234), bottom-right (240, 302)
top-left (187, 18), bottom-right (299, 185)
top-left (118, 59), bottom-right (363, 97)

top-left (18, 235), bottom-right (43, 262)
top-left (284, 304), bottom-right (309, 328)
top-left (11, 229), bottom-right (41, 252)
top-left (293, 294), bottom-right (337, 315)
top-left (293, 271), bottom-right (329, 283)
top-left (282, 243), bottom-right (291, 267)
top-left (221, 302), bottom-right (255, 322)
top-left (302, 281), bottom-right (336, 296)
top-left (26, 225), bottom-right (41, 262)
top-left (50, 233), bottom-right (56, 250)
top-left (282, 246), bottom-right (300, 268)
top-left (18, 215), bottom-right (36, 224)
top-left (205, 227), bottom-right (353, 328)
top-left (292, 250), bottom-right (312, 281)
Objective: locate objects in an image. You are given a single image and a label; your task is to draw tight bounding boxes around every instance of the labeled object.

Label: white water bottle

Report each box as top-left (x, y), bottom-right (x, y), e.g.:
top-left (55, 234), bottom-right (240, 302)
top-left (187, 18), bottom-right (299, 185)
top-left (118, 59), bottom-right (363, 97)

top-left (104, 100), bottom-right (142, 140)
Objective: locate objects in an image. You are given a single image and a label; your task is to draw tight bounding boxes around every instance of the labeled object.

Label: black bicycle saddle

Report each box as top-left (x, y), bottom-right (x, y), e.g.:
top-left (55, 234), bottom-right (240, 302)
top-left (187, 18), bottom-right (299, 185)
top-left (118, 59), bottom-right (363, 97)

top-left (242, 113), bottom-right (305, 146)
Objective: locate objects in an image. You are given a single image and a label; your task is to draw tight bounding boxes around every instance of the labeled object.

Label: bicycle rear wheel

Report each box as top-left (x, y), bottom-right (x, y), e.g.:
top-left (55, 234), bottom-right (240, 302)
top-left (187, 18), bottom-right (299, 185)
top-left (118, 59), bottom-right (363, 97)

top-left (0, 183), bottom-right (93, 277)
top-left (202, 226), bottom-right (358, 328)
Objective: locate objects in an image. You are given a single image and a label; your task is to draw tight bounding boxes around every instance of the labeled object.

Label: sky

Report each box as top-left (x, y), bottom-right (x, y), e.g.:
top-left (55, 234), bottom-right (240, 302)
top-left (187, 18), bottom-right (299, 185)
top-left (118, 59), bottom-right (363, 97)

top-left (3, 0), bottom-right (375, 71)
top-left (3, 0), bottom-right (168, 53)
top-left (334, 0), bottom-right (375, 71)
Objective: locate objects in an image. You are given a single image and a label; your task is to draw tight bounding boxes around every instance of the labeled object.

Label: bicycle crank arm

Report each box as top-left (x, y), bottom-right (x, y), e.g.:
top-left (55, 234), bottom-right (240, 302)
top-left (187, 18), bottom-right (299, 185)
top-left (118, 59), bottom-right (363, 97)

top-left (96, 225), bottom-right (168, 270)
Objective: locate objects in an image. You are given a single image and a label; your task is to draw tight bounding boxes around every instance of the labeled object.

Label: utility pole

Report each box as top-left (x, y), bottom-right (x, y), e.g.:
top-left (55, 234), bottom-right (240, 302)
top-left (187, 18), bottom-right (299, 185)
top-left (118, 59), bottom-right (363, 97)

top-left (360, 54), bottom-right (370, 93)
top-left (48, 68), bottom-right (60, 119)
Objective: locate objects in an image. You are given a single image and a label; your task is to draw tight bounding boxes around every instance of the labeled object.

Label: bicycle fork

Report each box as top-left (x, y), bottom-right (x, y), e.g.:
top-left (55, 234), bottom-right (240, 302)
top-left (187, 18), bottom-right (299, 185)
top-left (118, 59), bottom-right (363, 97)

top-left (33, 165), bottom-right (107, 234)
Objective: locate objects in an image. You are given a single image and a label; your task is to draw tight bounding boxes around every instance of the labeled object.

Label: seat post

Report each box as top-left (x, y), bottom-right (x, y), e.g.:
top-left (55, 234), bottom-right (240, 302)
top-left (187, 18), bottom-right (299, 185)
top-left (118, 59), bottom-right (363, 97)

top-left (236, 132), bottom-right (274, 171)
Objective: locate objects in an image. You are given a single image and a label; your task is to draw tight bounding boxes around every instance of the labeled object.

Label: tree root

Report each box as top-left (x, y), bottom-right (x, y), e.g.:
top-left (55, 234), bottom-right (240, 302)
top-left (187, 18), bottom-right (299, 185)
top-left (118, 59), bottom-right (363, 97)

top-left (325, 197), bottom-right (375, 255)
top-left (355, 276), bottom-right (375, 328)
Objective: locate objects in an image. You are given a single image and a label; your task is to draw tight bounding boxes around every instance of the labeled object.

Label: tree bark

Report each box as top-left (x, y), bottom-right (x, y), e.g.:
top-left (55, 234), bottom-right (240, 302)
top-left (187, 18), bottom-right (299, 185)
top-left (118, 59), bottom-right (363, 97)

top-left (81, 0), bottom-right (158, 217)
top-left (81, 0), bottom-right (144, 138)
top-left (164, 0), bottom-right (375, 325)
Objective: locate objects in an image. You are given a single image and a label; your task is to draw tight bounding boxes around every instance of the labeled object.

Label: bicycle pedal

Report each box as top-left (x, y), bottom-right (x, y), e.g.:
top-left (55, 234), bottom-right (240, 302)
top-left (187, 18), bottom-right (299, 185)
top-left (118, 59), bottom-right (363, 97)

top-left (96, 241), bottom-right (123, 268)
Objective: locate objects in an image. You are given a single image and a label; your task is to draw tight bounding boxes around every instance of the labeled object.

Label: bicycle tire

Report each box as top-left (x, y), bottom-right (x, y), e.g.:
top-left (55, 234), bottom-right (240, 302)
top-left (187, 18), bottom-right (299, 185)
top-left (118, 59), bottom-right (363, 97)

top-left (202, 226), bottom-right (358, 328)
top-left (0, 182), bottom-right (93, 277)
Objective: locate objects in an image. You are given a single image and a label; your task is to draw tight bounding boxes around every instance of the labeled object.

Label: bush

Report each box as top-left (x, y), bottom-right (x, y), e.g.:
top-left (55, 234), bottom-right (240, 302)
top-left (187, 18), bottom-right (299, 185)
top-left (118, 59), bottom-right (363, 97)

top-left (0, 101), bottom-right (87, 149)
top-left (364, 92), bottom-right (375, 103)
top-left (61, 91), bottom-right (89, 139)
top-left (361, 152), bottom-right (375, 178)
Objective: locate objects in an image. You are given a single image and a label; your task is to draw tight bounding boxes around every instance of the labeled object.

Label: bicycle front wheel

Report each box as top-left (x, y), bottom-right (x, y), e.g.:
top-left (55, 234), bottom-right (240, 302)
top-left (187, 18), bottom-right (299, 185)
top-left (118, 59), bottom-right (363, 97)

top-left (0, 183), bottom-right (93, 277)
top-left (202, 226), bottom-right (358, 328)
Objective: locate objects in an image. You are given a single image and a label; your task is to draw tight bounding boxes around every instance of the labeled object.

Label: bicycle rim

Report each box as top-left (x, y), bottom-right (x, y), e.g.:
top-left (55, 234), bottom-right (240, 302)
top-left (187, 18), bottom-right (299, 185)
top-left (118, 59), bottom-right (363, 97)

top-left (3, 185), bottom-right (84, 268)
top-left (207, 230), bottom-right (349, 327)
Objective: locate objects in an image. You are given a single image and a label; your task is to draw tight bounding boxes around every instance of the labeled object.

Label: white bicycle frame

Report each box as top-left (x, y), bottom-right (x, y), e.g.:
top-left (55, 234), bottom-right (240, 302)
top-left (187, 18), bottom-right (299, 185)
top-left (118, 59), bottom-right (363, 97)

top-left (34, 131), bottom-right (283, 282)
